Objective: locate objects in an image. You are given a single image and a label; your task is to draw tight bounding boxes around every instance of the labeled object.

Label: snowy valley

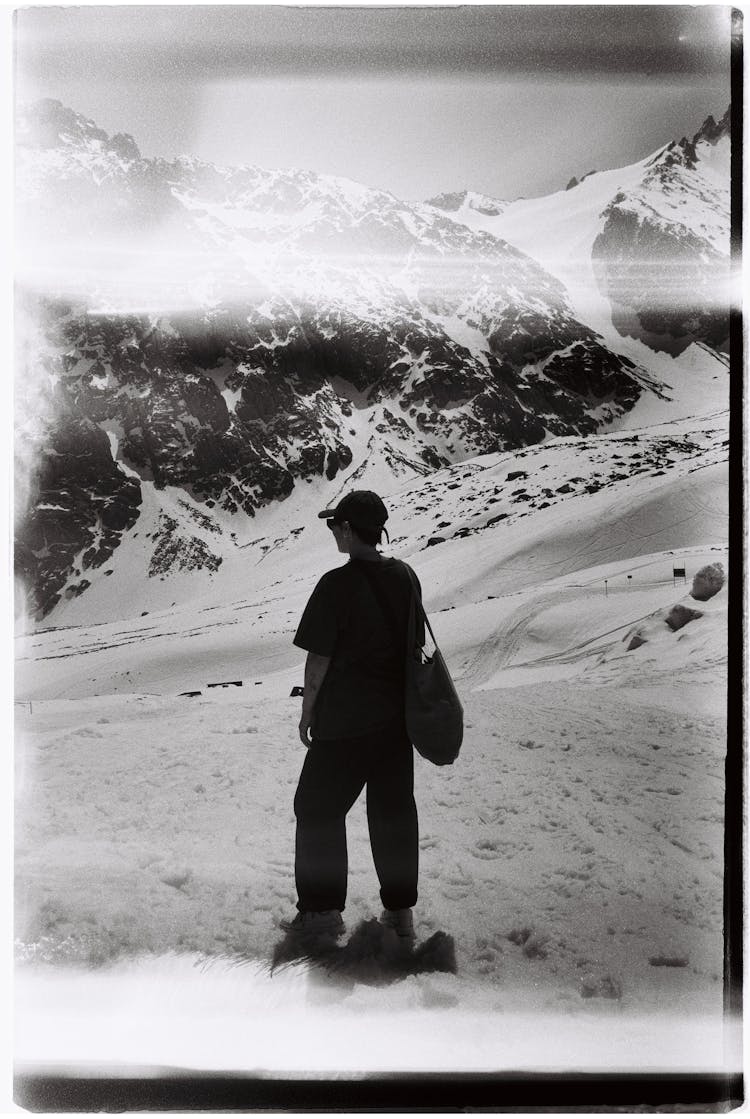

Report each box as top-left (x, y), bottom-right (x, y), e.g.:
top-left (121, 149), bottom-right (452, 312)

top-left (13, 98), bottom-right (734, 1080)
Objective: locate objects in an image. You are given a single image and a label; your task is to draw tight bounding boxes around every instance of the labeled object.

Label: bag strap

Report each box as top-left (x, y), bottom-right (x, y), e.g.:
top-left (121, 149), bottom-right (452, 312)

top-left (399, 563), bottom-right (438, 651)
top-left (358, 560), bottom-right (433, 655)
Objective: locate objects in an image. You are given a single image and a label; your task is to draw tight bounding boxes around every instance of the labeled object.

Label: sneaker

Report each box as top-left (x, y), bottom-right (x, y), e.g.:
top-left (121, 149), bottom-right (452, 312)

top-left (279, 910), bottom-right (345, 936)
top-left (380, 907), bottom-right (416, 940)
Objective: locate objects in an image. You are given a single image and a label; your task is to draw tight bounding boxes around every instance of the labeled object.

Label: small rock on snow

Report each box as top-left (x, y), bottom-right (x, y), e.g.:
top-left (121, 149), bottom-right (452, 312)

top-left (665, 604), bottom-right (704, 632)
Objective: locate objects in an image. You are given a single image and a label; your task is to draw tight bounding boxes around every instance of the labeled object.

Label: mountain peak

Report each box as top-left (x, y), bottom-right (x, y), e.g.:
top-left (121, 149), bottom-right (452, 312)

top-left (565, 169), bottom-right (598, 191)
top-left (426, 189), bottom-right (508, 217)
top-left (17, 98), bottom-right (142, 162)
top-left (644, 105), bottom-right (730, 175)
top-left (693, 106), bottom-right (731, 147)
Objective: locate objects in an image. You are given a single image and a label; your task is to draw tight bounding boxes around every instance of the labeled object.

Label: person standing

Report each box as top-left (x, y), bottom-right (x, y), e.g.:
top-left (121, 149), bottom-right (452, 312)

top-left (281, 490), bottom-right (422, 941)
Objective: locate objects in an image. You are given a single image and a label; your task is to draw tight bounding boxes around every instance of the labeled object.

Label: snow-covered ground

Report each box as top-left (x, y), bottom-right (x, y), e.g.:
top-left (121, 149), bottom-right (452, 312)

top-left (14, 385), bottom-right (733, 1076)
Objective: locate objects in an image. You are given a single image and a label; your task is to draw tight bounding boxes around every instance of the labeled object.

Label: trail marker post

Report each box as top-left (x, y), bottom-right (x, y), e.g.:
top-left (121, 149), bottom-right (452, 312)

top-left (673, 566), bottom-right (686, 586)
top-left (604, 579), bottom-right (608, 597)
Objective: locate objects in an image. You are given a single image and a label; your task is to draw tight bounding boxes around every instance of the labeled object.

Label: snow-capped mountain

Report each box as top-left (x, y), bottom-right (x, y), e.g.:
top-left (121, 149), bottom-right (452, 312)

top-left (14, 100), bottom-right (730, 624)
top-left (431, 109), bottom-right (731, 356)
top-left (593, 110), bottom-right (731, 354)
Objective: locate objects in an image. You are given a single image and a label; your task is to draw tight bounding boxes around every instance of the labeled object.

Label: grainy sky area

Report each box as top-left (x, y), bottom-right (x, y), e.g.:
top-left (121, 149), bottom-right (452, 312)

top-left (15, 4), bottom-right (733, 200)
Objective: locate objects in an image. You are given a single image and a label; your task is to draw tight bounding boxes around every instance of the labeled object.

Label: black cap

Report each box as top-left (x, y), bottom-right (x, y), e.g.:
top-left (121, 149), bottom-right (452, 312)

top-left (318, 490), bottom-right (389, 532)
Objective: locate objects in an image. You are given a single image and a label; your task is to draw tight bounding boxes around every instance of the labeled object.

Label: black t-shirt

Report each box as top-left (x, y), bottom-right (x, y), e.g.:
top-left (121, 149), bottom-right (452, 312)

top-left (294, 557), bottom-right (423, 740)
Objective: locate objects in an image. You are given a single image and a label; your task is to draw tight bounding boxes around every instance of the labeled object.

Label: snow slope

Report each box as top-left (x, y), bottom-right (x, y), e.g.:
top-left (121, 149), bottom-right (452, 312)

top-left (16, 399), bottom-right (727, 638)
top-left (15, 407), bottom-right (731, 1077)
top-left (14, 563), bottom-right (730, 1075)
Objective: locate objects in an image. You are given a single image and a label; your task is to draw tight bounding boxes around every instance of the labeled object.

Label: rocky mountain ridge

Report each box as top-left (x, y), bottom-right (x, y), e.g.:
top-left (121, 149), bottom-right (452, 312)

top-left (592, 108), bottom-right (731, 355)
top-left (428, 108), bottom-right (731, 357)
top-left (15, 100), bottom-right (728, 622)
top-left (424, 189), bottom-right (510, 217)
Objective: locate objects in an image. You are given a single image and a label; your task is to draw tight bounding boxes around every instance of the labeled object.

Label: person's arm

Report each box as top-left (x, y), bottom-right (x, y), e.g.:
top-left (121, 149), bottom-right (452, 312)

top-left (298, 651), bottom-right (331, 747)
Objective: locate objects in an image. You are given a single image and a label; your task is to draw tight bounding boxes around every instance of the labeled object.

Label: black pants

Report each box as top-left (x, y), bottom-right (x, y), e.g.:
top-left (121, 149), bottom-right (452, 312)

top-left (293, 717), bottom-right (418, 913)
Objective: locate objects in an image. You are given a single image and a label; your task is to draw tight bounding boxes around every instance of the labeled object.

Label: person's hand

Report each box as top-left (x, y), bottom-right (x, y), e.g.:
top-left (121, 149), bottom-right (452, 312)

top-left (299, 714), bottom-right (313, 748)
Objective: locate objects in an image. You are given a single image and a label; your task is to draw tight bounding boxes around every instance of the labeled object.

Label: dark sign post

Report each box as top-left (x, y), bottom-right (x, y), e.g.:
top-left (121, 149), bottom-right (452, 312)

top-left (673, 566), bottom-right (687, 585)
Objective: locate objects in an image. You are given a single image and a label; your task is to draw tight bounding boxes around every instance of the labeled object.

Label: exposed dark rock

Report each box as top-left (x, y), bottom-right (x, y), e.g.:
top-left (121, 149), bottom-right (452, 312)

top-left (18, 98), bottom-right (110, 151)
top-left (566, 170), bottom-right (597, 191)
top-left (149, 515), bottom-right (223, 578)
top-left (426, 190), bottom-right (505, 217)
top-left (15, 413), bottom-right (142, 619)
top-left (592, 202), bottom-right (729, 356)
top-left (109, 132), bottom-right (141, 162)
top-left (690, 562), bottom-right (725, 601)
top-left (542, 341), bottom-right (641, 406)
top-left (693, 107), bottom-right (730, 146)
top-left (580, 974), bottom-right (622, 1000)
top-left (665, 604), bottom-right (704, 631)
top-left (426, 190), bottom-right (466, 212)
top-left (414, 446), bottom-right (443, 470)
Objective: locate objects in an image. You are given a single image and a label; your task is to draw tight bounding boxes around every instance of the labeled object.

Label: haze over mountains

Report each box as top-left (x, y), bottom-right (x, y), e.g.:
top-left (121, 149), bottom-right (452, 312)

top-left (14, 99), bottom-right (730, 624)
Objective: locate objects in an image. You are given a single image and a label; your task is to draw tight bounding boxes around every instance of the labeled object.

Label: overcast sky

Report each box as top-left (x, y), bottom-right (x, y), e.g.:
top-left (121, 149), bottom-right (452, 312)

top-left (15, 4), bottom-right (733, 200)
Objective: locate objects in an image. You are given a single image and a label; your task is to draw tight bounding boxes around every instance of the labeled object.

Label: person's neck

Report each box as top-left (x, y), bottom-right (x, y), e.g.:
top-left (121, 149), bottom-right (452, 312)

top-left (348, 542), bottom-right (382, 562)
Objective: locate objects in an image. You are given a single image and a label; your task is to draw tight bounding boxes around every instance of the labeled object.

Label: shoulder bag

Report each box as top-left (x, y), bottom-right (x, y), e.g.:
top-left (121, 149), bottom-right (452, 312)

top-left (358, 560), bottom-right (464, 766)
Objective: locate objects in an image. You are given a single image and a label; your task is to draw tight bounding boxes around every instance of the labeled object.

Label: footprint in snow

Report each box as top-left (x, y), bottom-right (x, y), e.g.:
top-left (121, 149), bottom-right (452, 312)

top-left (472, 838), bottom-right (502, 860)
top-left (267, 858), bottom-right (289, 872)
top-left (160, 869), bottom-right (192, 891)
top-left (507, 927), bottom-right (550, 958)
top-left (442, 885), bottom-right (472, 901)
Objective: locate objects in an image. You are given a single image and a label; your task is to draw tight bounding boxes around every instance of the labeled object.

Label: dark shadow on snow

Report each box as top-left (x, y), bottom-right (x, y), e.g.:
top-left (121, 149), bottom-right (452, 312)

top-left (270, 918), bottom-right (456, 987)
